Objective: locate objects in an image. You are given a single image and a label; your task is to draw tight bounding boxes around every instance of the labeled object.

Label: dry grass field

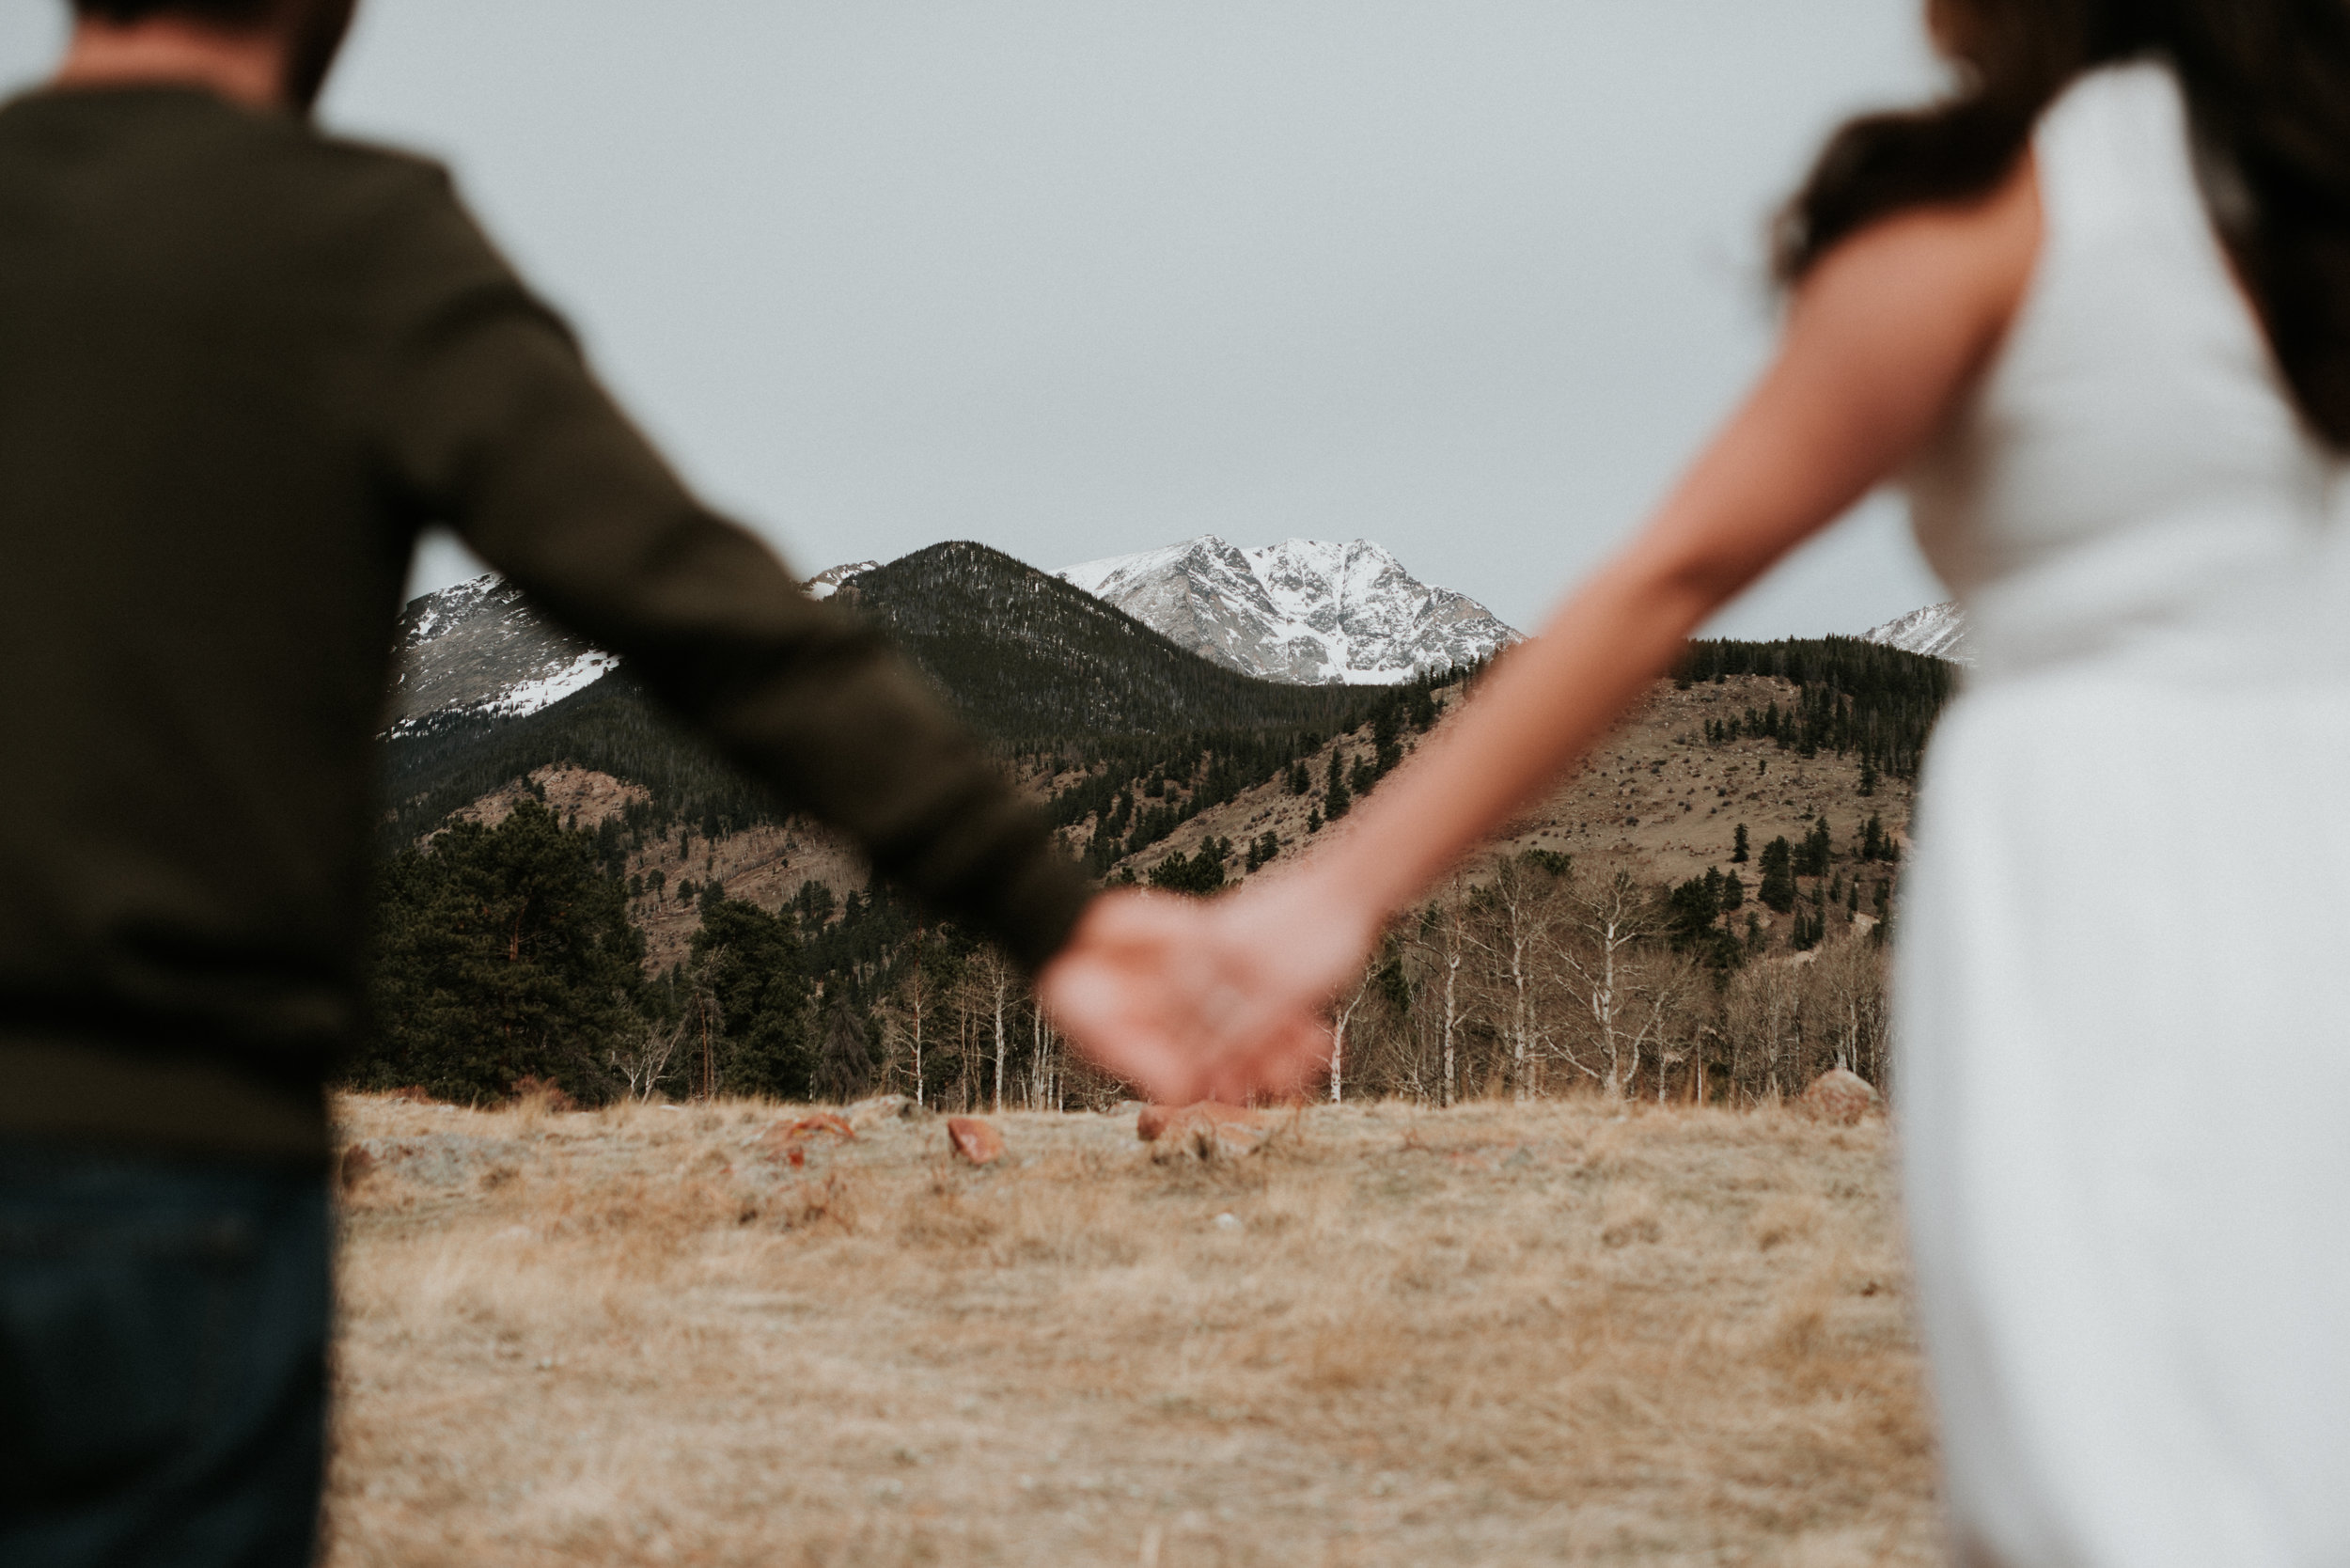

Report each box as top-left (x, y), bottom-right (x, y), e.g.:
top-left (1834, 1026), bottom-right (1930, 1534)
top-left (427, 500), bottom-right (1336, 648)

top-left (325, 1093), bottom-right (1940, 1567)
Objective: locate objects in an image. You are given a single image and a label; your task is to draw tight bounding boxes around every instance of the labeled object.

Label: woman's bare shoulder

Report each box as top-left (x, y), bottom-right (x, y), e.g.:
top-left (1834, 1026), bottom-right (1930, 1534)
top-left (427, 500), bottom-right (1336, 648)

top-left (1794, 152), bottom-right (2042, 384)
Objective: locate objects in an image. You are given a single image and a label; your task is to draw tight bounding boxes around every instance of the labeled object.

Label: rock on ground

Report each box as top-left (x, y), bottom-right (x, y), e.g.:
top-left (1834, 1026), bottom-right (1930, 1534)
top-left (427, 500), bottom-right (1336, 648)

top-left (1800, 1069), bottom-right (1882, 1125)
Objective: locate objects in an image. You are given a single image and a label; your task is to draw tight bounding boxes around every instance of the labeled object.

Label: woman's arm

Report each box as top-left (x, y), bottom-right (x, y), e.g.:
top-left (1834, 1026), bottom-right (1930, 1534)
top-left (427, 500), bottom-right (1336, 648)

top-left (1188, 157), bottom-right (2043, 1077)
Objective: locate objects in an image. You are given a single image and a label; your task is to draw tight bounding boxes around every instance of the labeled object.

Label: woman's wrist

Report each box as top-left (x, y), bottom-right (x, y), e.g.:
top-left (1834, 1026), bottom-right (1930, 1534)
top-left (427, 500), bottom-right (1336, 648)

top-left (1281, 840), bottom-right (1406, 954)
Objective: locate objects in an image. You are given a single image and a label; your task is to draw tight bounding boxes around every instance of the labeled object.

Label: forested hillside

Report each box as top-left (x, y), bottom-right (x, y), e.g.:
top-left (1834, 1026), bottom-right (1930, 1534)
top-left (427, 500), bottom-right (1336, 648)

top-left (367, 571), bottom-right (1958, 1114)
top-left (1674, 636), bottom-right (1957, 783)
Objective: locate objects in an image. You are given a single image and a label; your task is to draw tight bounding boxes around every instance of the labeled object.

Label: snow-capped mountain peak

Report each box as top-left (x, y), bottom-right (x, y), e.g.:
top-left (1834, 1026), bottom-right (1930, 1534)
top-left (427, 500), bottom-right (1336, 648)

top-left (804, 560), bottom-right (881, 601)
top-left (386, 573), bottom-right (617, 735)
top-left (1059, 535), bottom-right (1518, 685)
top-left (1860, 602), bottom-right (1971, 664)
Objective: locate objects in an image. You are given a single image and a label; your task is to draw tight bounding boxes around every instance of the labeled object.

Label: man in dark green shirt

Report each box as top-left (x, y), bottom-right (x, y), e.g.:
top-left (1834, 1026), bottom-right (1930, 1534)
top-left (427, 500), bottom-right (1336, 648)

top-left (0, 2), bottom-right (1312, 1560)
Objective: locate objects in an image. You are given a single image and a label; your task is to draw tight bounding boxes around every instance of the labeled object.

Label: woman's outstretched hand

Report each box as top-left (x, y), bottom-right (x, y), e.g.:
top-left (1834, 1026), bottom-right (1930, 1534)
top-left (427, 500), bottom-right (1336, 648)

top-left (1036, 885), bottom-right (1366, 1105)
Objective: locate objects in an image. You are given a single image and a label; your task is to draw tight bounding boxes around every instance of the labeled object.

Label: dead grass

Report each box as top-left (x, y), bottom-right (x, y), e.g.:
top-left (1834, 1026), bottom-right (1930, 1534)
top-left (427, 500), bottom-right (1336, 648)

top-left (324, 1094), bottom-right (1939, 1566)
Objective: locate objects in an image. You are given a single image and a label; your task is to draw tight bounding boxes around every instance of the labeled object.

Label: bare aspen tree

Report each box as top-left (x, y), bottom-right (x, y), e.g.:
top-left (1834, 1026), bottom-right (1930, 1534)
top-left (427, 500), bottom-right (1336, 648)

top-left (1724, 958), bottom-right (1803, 1104)
top-left (1029, 1004), bottom-right (1058, 1111)
top-left (895, 942), bottom-right (933, 1108)
top-left (1418, 883), bottom-right (1471, 1108)
top-left (1810, 936), bottom-right (1890, 1085)
top-left (1465, 856), bottom-right (1562, 1104)
top-left (609, 1016), bottom-right (685, 1103)
top-left (909, 975), bottom-right (927, 1107)
top-left (1328, 970), bottom-right (1374, 1105)
top-left (1640, 957), bottom-right (1702, 1105)
top-left (945, 948), bottom-right (1014, 1113)
top-left (1557, 868), bottom-right (1666, 1099)
top-left (985, 956), bottom-right (1010, 1112)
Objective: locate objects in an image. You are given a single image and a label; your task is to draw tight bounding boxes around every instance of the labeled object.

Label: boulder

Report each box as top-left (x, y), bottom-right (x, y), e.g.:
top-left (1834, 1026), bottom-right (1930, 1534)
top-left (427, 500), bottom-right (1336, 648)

top-left (1799, 1069), bottom-right (1881, 1125)
top-left (946, 1117), bottom-right (1004, 1165)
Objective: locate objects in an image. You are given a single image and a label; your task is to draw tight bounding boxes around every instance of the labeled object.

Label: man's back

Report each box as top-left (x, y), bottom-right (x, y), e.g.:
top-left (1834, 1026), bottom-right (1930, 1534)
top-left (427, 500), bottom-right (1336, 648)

top-left (0, 10), bottom-right (1150, 1562)
top-left (0, 87), bottom-right (457, 1154)
top-left (0, 85), bottom-right (1089, 1162)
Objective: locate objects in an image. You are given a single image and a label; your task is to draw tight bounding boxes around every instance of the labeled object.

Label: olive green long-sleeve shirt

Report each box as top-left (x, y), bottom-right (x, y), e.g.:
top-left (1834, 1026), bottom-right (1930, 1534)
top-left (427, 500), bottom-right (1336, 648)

top-left (0, 86), bottom-right (1091, 1162)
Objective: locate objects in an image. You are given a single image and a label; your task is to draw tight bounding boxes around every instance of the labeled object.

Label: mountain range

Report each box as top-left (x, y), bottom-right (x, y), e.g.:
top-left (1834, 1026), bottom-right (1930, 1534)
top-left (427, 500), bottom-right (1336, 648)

top-left (379, 541), bottom-right (1379, 849)
top-left (386, 542), bottom-right (1968, 752)
top-left (379, 541), bottom-right (1957, 986)
top-left (1058, 535), bottom-right (1518, 685)
top-left (383, 540), bottom-right (1966, 860)
top-left (385, 534), bottom-right (1516, 747)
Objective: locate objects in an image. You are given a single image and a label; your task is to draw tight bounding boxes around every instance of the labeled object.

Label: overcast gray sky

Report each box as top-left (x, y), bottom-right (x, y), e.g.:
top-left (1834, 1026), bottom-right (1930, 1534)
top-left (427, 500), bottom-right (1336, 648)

top-left (1, 2), bottom-right (1950, 636)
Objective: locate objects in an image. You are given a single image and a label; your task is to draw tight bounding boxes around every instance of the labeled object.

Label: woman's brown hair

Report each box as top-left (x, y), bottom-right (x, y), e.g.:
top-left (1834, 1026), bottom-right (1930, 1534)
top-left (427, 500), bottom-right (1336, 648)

top-left (1778, 0), bottom-right (2350, 449)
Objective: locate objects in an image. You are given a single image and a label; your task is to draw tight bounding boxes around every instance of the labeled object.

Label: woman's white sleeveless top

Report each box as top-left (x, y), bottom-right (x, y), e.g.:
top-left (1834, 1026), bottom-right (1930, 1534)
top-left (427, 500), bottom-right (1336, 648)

top-left (1894, 62), bottom-right (2350, 1568)
top-left (1909, 60), bottom-right (2337, 683)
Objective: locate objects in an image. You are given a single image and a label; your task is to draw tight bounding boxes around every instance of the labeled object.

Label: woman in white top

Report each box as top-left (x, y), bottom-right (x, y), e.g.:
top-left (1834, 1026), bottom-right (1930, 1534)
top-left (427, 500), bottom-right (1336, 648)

top-left (1045, 0), bottom-right (2350, 1560)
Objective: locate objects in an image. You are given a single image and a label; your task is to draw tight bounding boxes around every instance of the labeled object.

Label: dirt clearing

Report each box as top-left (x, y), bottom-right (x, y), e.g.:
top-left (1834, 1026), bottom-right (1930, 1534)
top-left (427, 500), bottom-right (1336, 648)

top-left (325, 1094), bottom-right (1939, 1566)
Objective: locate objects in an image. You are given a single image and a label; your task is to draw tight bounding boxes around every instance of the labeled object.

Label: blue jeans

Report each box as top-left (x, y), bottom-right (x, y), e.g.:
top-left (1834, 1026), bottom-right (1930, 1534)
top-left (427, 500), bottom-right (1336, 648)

top-left (0, 1142), bottom-right (330, 1567)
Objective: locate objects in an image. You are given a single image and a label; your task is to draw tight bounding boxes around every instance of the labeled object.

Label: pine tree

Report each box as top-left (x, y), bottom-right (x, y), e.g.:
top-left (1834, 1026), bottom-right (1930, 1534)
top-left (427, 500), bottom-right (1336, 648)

top-left (812, 997), bottom-right (876, 1103)
top-left (1147, 844), bottom-right (1228, 896)
top-left (1732, 823), bottom-right (1750, 864)
top-left (1795, 815), bottom-right (1832, 877)
top-left (687, 897), bottom-right (817, 1097)
top-left (1405, 684), bottom-right (1438, 730)
top-left (1324, 751), bottom-right (1353, 821)
top-left (1245, 831), bottom-right (1283, 873)
top-left (1759, 836), bottom-right (1797, 913)
top-left (1371, 704), bottom-right (1404, 776)
top-left (359, 798), bottom-right (645, 1104)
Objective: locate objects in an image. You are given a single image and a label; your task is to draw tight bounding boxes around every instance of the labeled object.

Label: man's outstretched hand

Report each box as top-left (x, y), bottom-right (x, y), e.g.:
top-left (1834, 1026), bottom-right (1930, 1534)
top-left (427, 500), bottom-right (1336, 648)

top-left (1036, 888), bottom-right (1336, 1105)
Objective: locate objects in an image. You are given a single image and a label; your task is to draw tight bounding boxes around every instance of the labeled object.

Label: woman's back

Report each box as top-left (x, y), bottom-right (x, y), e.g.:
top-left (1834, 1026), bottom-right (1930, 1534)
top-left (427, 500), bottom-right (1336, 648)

top-left (1895, 60), bottom-right (2350, 1568)
top-left (1909, 61), bottom-right (2338, 681)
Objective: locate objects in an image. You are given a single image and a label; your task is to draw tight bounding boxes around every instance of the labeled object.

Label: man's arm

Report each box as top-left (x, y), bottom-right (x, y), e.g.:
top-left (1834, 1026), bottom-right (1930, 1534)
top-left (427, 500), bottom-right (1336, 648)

top-left (362, 165), bottom-right (1089, 972)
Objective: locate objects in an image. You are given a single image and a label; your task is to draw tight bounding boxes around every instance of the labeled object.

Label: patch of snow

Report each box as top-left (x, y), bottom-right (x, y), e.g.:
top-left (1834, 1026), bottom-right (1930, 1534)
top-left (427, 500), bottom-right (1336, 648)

top-left (489, 651), bottom-right (621, 718)
top-left (805, 560), bottom-right (882, 600)
top-left (1860, 603), bottom-right (1970, 664)
top-left (387, 572), bottom-right (621, 734)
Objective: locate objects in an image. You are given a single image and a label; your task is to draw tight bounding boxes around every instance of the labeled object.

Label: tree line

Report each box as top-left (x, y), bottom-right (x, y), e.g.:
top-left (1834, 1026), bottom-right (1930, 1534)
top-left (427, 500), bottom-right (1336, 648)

top-left (1676, 635), bottom-right (1956, 781)
top-left (358, 800), bottom-right (1899, 1114)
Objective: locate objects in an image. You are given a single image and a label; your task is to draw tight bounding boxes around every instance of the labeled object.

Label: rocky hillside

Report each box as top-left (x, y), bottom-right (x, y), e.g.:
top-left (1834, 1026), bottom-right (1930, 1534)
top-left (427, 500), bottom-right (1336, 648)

top-left (1108, 673), bottom-right (1917, 918)
top-left (454, 657), bottom-right (1927, 974)
top-left (1060, 535), bottom-right (1519, 685)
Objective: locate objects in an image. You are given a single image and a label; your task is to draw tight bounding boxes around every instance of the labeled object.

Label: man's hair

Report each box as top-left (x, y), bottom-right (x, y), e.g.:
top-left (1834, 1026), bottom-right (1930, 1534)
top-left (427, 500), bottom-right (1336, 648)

top-left (71, 1), bottom-right (280, 23)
